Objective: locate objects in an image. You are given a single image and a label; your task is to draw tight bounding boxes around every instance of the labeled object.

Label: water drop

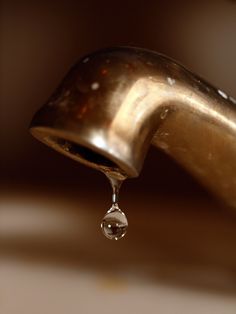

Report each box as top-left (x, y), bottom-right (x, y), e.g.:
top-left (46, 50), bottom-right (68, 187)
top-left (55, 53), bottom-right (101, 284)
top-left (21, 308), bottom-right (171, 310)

top-left (91, 82), bottom-right (100, 90)
top-left (101, 203), bottom-right (128, 240)
top-left (229, 96), bottom-right (236, 105)
top-left (100, 171), bottom-right (128, 240)
top-left (218, 89), bottom-right (228, 99)
top-left (167, 77), bottom-right (175, 86)
top-left (160, 108), bottom-right (169, 120)
top-left (83, 57), bottom-right (89, 63)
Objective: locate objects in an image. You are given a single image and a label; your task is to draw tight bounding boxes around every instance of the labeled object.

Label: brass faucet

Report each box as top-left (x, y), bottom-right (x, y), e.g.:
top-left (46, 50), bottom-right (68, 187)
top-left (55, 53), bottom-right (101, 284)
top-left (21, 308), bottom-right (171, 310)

top-left (30, 47), bottom-right (236, 207)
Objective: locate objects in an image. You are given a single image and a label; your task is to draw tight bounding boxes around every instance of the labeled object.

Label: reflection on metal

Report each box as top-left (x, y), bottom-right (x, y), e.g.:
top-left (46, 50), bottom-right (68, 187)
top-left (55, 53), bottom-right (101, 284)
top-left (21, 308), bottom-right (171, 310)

top-left (30, 47), bottom-right (236, 207)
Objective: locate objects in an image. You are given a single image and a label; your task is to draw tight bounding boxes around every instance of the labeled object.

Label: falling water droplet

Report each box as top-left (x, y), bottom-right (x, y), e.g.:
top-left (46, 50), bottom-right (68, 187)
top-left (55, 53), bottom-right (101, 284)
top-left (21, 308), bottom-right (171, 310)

top-left (100, 171), bottom-right (128, 240)
top-left (101, 203), bottom-right (128, 240)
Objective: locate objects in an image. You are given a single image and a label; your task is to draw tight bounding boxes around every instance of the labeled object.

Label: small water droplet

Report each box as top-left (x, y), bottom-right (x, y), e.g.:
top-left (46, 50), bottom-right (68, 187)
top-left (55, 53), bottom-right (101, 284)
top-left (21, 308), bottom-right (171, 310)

top-left (64, 90), bottom-right (71, 97)
top-left (167, 77), bottom-right (175, 86)
top-left (229, 96), bottom-right (236, 105)
top-left (101, 204), bottom-right (128, 240)
top-left (160, 108), bottom-right (169, 119)
top-left (207, 152), bottom-right (213, 160)
top-left (159, 131), bottom-right (169, 137)
top-left (158, 142), bottom-right (169, 151)
top-left (101, 68), bottom-right (108, 75)
top-left (48, 101), bottom-right (54, 107)
top-left (62, 140), bottom-right (72, 152)
top-left (91, 82), bottom-right (100, 90)
top-left (59, 100), bottom-right (68, 108)
top-left (100, 170), bottom-right (128, 240)
top-left (83, 57), bottom-right (90, 63)
top-left (218, 89), bottom-right (228, 99)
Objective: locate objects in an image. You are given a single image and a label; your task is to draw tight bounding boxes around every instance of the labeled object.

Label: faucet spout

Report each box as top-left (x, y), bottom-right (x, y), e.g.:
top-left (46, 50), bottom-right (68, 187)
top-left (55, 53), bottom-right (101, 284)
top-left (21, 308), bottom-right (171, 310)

top-left (30, 47), bottom-right (236, 207)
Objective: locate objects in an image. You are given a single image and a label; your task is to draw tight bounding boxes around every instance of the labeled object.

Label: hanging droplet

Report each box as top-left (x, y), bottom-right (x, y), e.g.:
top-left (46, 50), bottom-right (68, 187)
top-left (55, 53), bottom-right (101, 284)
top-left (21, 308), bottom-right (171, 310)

top-left (100, 169), bottom-right (128, 240)
top-left (101, 203), bottom-right (128, 240)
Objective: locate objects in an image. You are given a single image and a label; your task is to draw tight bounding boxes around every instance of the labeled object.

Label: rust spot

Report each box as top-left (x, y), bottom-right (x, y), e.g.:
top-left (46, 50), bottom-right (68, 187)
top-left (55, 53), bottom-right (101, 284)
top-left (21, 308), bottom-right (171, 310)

top-left (101, 68), bottom-right (108, 75)
top-left (76, 104), bottom-right (88, 119)
top-left (125, 63), bottom-right (135, 71)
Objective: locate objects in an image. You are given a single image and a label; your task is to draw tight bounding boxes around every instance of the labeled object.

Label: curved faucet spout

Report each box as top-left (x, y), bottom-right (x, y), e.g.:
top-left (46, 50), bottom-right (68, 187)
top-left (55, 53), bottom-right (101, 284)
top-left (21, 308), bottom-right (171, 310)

top-left (30, 47), bottom-right (236, 207)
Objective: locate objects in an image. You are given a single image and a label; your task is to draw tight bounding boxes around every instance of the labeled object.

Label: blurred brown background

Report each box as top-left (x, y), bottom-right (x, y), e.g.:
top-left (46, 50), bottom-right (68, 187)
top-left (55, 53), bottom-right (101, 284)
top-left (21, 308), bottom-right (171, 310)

top-left (1, 1), bottom-right (236, 313)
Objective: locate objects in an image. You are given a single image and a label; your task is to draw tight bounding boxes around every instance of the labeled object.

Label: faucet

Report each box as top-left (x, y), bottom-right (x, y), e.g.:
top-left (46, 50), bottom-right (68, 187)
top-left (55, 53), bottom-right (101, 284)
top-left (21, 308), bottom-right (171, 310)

top-left (30, 47), bottom-right (236, 208)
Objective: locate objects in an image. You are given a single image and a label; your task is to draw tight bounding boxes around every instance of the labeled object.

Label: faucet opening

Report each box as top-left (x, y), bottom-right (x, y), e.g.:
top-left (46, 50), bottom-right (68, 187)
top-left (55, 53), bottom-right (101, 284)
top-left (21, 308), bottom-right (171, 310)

top-left (48, 136), bottom-right (117, 168)
top-left (30, 125), bottom-right (136, 178)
